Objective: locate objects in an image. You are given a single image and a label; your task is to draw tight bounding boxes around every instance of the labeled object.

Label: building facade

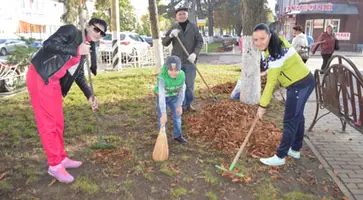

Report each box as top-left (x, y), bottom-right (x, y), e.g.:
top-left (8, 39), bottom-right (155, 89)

top-left (277, 0), bottom-right (363, 51)
top-left (0, 0), bottom-right (65, 39)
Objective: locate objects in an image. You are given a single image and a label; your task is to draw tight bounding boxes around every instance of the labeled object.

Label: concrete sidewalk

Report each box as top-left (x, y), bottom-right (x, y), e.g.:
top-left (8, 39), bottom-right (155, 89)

top-left (303, 101), bottom-right (363, 200)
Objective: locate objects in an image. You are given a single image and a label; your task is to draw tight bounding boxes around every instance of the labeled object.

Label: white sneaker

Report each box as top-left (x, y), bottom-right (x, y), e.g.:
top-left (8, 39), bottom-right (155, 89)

top-left (288, 148), bottom-right (301, 159)
top-left (260, 155), bottom-right (285, 166)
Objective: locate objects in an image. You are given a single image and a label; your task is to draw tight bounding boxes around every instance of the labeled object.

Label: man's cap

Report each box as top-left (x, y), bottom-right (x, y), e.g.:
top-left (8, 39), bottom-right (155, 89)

top-left (175, 7), bottom-right (188, 14)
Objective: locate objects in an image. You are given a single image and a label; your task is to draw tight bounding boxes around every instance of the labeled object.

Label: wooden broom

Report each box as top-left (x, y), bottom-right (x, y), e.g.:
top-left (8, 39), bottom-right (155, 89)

top-left (152, 126), bottom-right (169, 161)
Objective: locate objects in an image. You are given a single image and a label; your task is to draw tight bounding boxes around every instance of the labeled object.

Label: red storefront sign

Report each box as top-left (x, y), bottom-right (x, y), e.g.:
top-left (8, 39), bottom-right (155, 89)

top-left (284, 3), bottom-right (333, 13)
top-left (335, 32), bottom-right (351, 41)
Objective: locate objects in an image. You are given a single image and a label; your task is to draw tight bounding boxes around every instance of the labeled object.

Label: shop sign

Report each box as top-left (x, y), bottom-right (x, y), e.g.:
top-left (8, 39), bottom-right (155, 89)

top-left (285, 3), bottom-right (333, 13)
top-left (197, 19), bottom-right (206, 27)
top-left (335, 32), bottom-right (351, 40)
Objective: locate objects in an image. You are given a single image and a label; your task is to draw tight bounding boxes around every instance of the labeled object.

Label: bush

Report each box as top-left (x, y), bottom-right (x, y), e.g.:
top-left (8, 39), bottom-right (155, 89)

top-left (7, 37), bottom-right (38, 71)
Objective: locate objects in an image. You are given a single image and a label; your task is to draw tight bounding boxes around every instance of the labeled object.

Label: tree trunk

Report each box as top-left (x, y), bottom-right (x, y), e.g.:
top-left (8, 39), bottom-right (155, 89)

top-left (235, 24), bottom-right (242, 37)
top-left (207, 0), bottom-right (214, 37)
top-left (188, 0), bottom-right (196, 23)
top-left (149, 0), bottom-right (164, 74)
top-left (240, 36), bottom-right (260, 104)
top-left (196, 0), bottom-right (203, 19)
top-left (196, 0), bottom-right (205, 36)
top-left (239, 0), bottom-right (266, 104)
top-left (111, 0), bottom-right (121, 70)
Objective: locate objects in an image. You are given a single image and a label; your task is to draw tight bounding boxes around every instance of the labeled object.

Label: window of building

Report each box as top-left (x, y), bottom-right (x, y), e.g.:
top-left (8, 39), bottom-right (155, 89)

top-left (324, 19), bottom-right (340, 33)
top-left (305, 20), bottom-right (313, 36)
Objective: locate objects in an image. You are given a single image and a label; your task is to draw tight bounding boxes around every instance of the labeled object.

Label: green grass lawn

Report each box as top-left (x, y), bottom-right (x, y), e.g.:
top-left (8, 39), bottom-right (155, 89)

top-left (0, 65), bottom-right (344, 200)
top-left (205, 42), bottom-right (223, 53)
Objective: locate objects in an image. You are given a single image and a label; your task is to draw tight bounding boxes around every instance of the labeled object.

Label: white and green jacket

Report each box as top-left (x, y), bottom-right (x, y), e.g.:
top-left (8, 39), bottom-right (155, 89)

top-left (260, 36), bottom-right (311, 107)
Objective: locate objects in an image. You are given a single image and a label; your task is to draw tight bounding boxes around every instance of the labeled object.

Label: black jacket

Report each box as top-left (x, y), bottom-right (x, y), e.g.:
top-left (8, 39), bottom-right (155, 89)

top-left (31, 24), bottom-right (98, 99)
top-left (162, 21), bottom-right (204, 64)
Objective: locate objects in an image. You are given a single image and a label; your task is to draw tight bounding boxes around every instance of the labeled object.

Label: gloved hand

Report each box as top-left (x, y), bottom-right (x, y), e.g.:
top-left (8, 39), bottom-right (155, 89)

top-left (187, 53), bottom-right (196, 63)
top-left (169, 29), bottom-right (180, 38)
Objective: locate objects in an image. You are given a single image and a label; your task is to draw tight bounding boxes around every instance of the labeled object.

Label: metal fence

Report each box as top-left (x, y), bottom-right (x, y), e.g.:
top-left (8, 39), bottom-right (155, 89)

top-left (97, 45), bottom-right (173, 70)
top-left (97, 43), bottom-right (209, 70)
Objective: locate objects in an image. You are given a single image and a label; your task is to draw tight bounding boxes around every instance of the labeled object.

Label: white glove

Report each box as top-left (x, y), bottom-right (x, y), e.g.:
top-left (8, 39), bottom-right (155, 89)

top-left (187, 53), bottom-right (196, 63)
top-left (169, 29), bottom-right (180, 38)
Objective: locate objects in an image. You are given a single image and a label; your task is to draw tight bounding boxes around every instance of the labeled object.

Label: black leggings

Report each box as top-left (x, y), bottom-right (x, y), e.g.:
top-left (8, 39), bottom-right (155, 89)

top-left (321, 54), bottom-right (333, 71)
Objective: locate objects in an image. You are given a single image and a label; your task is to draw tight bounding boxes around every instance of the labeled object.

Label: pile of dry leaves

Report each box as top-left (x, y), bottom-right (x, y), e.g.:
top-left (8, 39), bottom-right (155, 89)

top-left (210, 76), bottom-right (267, 95)
top-left (185, 100), bottom-right (282, 158)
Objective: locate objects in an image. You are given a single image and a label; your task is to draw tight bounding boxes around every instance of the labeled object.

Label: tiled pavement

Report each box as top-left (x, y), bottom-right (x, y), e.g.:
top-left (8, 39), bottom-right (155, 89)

top-left (304, 101), bottom-right (363, 200)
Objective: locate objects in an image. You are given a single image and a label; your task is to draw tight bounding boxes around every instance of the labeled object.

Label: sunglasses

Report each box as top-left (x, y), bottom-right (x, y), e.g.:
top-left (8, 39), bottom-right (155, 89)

top-left (91, 24), bottom-right (106, 37)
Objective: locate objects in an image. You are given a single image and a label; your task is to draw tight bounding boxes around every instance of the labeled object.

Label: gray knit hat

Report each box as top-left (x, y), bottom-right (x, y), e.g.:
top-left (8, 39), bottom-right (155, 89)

top-left (166, 56), bottom-right (181, 71)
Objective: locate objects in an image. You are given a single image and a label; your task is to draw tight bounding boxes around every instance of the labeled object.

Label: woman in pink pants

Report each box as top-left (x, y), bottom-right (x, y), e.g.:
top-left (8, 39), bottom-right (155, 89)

top-left (26, 18), bottom-right (107, 183)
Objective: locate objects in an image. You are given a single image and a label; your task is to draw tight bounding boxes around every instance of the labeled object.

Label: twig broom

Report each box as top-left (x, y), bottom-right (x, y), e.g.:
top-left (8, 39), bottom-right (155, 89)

top-left (152, 126), bottom-right (169, 161)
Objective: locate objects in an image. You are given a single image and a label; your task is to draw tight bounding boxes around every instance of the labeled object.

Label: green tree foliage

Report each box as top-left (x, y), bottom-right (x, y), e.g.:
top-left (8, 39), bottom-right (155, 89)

top-left (58, 0), bottom-right (82, 24)
top-left (92, 0), bottom-right (137, 32)
top-left (7, 37), bottom-right (38, 70)
top-left (135, 11), bottom-right (173, 36)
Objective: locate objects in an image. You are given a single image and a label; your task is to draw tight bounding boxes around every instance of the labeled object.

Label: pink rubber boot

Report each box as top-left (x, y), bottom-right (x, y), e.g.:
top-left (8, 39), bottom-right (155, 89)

top-left (61, 157), bottom-right (82, 169)
top-left (48, 163), bottom-right (74, 183)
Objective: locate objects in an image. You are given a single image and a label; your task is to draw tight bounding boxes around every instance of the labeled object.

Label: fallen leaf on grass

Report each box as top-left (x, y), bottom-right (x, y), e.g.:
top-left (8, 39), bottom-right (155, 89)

top-left (48, 179), bottom-right (57, 186)
top-left (244, 177), bottom-right (252, 183)
top-left (0, 171), bottom-right (7, 180)
top-left (324, 185), bottom-right (329, 192)
top-left (232, 178), bottom-right (240, 183)
top-left (271, 175), bottom-right (278, 181)
top-left (334, 169), bottom-right (338, 176)
top-left (268, 169), bottom-right (280, 176)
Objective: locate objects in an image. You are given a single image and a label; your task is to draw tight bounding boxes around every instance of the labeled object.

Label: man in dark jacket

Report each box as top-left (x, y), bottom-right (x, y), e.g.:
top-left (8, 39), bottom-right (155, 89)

top-left (26, 18), bottom-right (107, 183)
top-left (162, 7), bottom-right (204, 112)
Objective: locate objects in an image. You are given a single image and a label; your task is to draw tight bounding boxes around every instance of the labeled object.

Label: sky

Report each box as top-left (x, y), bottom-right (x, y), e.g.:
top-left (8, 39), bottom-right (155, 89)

top-left (131, 0), bottom-right (276, 19)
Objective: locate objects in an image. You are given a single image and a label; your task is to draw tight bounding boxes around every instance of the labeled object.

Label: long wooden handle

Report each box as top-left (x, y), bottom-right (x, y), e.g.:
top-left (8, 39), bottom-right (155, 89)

top-left (230, 117), bottom-right (259, 167)
top-left (175, 36), bottom-right (218, 100)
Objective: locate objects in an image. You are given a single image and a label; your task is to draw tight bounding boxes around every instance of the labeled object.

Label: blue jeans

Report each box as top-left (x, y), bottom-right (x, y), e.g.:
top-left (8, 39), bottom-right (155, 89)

top-left (276, 73), bottom-right (315, 158)
top-left (156, 96), bottom-right (182, 138)
top-left (181, 64), bottom-right (196, 109)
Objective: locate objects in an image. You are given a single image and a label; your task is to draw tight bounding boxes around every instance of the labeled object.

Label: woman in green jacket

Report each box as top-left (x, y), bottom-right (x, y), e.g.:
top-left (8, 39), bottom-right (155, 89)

top-left (253, 23), bottom-right (315, 166)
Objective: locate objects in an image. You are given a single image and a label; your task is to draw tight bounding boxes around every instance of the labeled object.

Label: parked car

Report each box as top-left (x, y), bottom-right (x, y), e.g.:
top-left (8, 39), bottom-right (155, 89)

top-left (220, 34), bottom-right (238, 45)
top-left (0, 36), bottom-right (28, 56)
top-left (29, 40), bottom-right (43, 49)
top-left (99, 32), bottom-right (150, 63)
top-left (141, 35), bottom-right (153, 47)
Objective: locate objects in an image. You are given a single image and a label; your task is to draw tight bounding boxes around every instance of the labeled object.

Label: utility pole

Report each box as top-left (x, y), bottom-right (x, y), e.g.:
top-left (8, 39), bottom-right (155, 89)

top-left (149, 0), bottom-right (164, 74)
top-left (111, 0), bottom-right (121, 70)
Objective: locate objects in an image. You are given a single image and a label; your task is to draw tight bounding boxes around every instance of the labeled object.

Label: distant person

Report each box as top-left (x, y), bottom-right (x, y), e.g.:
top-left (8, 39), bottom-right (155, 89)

top-left (162, 7), bottom-right (204, 112)
top-left (291, 25), bottom-right (309, 63)
top-left (306, 32), bottom-right (314, 46)
top-left (312, 24), bottom-right (337, 74)
top-left (238, 36), bottom-right (243, 53)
